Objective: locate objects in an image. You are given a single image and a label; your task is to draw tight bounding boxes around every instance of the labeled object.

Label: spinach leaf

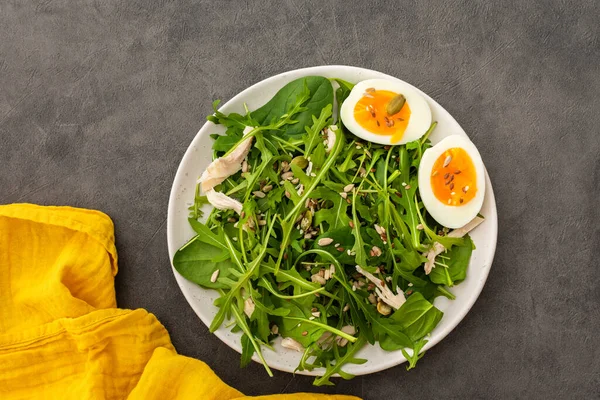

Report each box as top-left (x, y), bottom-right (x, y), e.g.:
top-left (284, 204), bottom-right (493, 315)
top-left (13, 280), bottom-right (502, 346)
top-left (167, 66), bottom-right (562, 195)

top-left (390, 292), bottom-right (443, 342)
top-left (429, 235), bottom-right (474, 287)
top-left (172, 236), bottom-right (235, 289)
top-left (252, 77), bottom-right (333, 138)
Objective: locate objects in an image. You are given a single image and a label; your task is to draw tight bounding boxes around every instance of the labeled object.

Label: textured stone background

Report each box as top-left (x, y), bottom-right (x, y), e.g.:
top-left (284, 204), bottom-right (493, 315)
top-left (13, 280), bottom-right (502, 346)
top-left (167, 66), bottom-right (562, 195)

top-left (1, 1), bottom-right (599, 398)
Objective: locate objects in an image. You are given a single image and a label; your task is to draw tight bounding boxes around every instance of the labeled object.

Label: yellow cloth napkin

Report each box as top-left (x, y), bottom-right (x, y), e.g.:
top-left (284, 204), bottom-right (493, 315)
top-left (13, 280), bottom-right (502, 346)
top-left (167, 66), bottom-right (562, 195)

top-left (0, 204), bottom-right (360, 400)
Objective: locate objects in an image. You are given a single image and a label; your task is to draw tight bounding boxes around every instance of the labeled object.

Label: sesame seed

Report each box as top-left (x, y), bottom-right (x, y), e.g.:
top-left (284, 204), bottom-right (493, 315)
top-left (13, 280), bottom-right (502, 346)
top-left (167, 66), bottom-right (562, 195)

top-left (444, 173), bottom-right (449, 179)
top-left (447, 199), bottom-right (452, 204)
top-left (450, 183), bottom-right (454, 190)
top-left (366, 87), bottom-right (376, 93)
top-left (405, 184), bottom-right (411, 190)
top-left (432, 170), bottom-right (438, 177)
top-left (460, 198), bottom-right (464, 204)
top-left (451, 191), bottom-right (456, 196)
top-left (463, 185), bottom-right (470, 193)
top-left (455, 170), bottom-right (461, 174)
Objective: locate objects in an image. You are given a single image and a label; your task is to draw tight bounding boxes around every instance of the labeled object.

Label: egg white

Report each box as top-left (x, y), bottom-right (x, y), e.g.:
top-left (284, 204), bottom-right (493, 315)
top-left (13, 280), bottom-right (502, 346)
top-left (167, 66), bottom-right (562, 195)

top-left (418, 135), bottom-right (486, 229)
top-left (340, 79), bottom-right (432, 145)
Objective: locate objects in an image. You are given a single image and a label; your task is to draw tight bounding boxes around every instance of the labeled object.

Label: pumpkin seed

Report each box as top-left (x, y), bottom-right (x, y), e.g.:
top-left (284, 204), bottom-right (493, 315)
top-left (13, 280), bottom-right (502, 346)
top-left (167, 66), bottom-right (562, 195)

top-left (291, 156), bottom-right (308, 169)
top-left (386, 94), bottom-right (406, 116)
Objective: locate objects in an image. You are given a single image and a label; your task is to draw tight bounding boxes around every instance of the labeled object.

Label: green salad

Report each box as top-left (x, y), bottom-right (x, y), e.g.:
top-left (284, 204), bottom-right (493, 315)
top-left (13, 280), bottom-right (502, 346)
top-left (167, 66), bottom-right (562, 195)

top-left (173, 76), bottom-right (482, 385)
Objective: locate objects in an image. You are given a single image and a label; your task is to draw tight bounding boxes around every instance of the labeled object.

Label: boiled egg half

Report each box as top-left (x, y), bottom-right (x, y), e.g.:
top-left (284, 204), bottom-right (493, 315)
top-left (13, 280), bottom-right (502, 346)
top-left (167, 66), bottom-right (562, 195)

top-left (418, 135), bottom-right (485, 229)
top-left (340, 79), bottom-right (432, 145)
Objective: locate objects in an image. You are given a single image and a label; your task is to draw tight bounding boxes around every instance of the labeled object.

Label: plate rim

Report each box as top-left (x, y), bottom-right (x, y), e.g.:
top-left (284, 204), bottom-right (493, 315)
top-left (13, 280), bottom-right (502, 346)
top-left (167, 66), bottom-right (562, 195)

top-left (167, 65), bottom-right (498, 376)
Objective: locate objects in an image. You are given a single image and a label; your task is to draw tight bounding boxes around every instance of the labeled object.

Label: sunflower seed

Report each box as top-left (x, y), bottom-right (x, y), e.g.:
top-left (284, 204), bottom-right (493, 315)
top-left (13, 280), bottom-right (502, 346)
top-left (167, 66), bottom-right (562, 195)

top-left (443, 155), bottom-right (452, 167)
top-left (281, 171), bottom-right (294, 180)
top-left (318, 238), bottom-right (334, 246)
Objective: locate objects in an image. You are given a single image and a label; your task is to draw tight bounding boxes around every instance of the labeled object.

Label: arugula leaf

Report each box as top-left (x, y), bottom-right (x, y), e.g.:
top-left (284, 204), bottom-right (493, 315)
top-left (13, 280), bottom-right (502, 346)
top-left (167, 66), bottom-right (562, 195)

top-left (338, 146), bottom-right (357, 172)
top-left (313, 335), bottom-right (367, 386)
top-left (350, 189), bottom-right (368, 268)
top-left (211, 131), bottom-right (242, 153)
top-left (402, 337), bottom-right (428, 371)
top-left (311, 187), bottom-right (351, 231)
top-left (252, 77), bottom-right (334, 138)
top-left (303, 104), bottom-right (332, 155)
top-left (240, 333), bottom-right (255, 368)
top-left (311, 227), bottom-right (355, 265)
top-left (333, 78), bottom-right (355, 125)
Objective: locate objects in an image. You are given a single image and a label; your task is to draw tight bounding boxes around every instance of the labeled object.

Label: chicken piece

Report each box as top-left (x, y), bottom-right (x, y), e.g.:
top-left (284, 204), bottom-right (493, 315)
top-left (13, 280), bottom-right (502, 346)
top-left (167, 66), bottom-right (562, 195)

top-left (205, 189), bottom-right (243, 215)
top-left (326, 125), bottom-right (338, 153)
top-left (198, 126), bottom-right (255, 192)
top-left (355, 265), bottom-right (406, 310)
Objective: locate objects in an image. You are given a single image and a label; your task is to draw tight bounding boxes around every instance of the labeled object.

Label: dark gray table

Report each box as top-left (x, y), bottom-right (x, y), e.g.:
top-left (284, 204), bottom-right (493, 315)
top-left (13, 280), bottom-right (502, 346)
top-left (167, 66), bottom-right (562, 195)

top-left (2, 1), bottom-right (598, 398)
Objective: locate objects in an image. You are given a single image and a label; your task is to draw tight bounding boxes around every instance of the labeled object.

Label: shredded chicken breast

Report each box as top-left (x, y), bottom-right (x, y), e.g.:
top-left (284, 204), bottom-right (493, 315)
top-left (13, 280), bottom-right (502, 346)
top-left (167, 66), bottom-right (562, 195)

top-left (356, 265), bottom-right (406, 310)
top-left (205, 189), bottom-right (243, 215)
top-left (198, 126), bottom-right (255, 192)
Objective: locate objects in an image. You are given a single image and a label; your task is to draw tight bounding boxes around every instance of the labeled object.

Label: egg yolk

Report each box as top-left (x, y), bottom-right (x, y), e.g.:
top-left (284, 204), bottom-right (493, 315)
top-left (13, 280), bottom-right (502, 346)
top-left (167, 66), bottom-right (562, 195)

top-left (353, 89), bottom-right (411, 143)
top-left (430, 147), bottom-right (477, 206)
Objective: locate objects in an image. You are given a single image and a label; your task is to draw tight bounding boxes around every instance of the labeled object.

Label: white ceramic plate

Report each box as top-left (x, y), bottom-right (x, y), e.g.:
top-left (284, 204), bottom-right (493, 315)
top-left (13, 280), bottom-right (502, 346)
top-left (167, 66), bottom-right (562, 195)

top-left (167, 65), bottom-right (498, 376)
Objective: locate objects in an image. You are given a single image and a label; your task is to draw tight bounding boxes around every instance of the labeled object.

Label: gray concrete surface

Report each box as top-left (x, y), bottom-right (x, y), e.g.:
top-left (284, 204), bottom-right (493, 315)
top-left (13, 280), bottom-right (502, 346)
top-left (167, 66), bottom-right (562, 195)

top-left (1, 1), bottom-right (599, 398)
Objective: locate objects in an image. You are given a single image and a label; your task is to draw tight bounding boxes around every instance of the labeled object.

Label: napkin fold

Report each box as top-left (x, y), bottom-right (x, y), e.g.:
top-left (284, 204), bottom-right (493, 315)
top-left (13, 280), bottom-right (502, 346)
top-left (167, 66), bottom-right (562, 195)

top-left (0, 204), bottom-right (359, 400)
